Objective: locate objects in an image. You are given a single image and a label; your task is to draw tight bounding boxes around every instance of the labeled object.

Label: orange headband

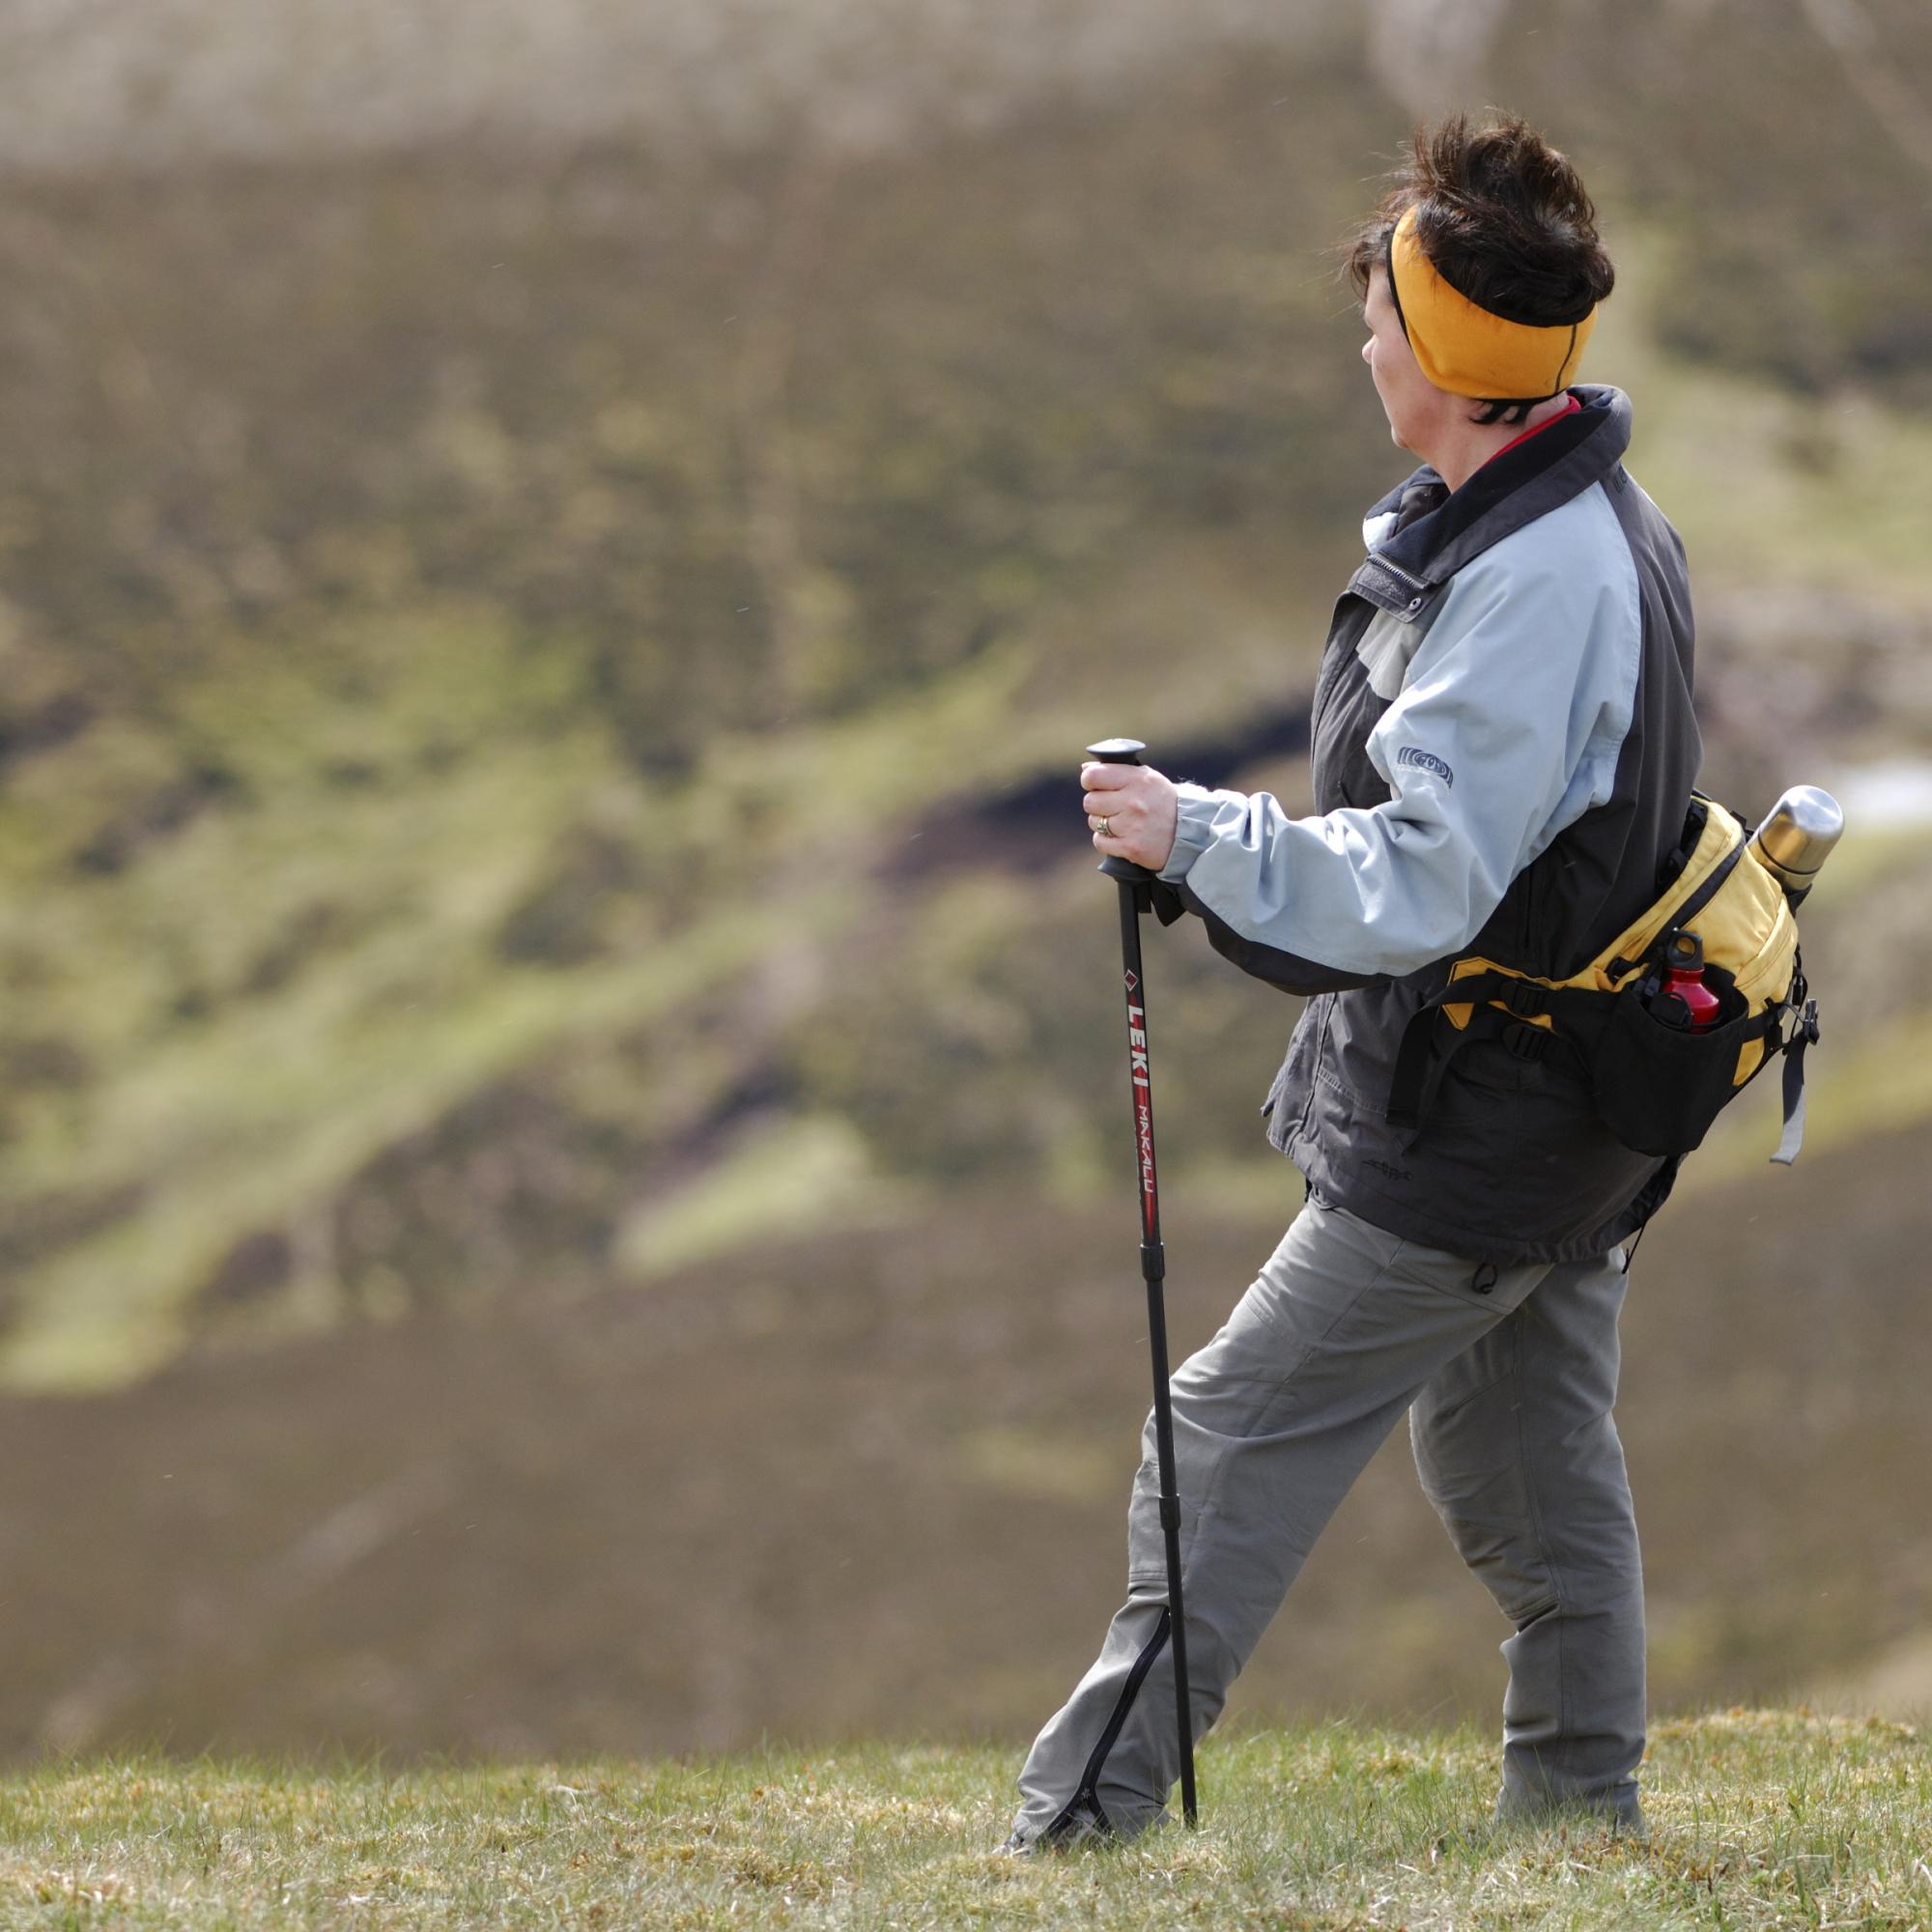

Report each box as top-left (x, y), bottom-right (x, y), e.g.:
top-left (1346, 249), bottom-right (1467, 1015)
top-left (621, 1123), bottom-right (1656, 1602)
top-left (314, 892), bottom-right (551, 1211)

top-left (1387, 206), bottom-right (1596, 401)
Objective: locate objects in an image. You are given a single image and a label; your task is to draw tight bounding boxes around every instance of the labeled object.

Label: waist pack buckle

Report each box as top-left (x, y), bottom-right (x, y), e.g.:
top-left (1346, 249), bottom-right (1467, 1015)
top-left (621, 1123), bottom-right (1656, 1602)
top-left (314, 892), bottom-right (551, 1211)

top-left (1501, 980), bottom-right (1547, 1019)
top-left (1500, 1019), bottom-right (1548, 1063)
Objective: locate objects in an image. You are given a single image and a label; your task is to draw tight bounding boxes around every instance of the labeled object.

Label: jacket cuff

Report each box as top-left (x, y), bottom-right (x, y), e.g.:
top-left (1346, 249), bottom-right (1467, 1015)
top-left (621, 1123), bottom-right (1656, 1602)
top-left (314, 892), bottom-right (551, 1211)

top-left (1156, 782), bottom-right (1225, 883)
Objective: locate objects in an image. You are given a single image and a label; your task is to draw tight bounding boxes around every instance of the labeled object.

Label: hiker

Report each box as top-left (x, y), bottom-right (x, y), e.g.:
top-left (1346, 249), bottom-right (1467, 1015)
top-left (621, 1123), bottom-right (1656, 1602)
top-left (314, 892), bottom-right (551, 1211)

top-left (1009, 113), bottom-right (1694, 1848)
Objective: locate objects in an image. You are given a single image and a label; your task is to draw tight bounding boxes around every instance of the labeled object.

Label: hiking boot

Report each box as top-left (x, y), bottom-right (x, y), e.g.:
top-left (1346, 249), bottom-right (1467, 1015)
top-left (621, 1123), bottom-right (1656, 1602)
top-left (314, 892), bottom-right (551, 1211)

top-left (996, 1797), bottom-right (1114, 1856)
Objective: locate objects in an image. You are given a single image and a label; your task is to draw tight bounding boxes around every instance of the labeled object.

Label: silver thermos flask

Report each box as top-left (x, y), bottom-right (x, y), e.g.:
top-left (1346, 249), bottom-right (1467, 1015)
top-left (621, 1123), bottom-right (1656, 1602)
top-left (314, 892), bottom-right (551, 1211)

top-left (1747, 784), bottom-right (1844, 907)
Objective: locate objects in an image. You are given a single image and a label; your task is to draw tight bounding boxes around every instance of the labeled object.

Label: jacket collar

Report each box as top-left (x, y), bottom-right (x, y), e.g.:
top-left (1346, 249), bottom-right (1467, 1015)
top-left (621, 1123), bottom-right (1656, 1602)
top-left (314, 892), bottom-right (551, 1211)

top-left (1348, 384), bottom-right (1634, 617)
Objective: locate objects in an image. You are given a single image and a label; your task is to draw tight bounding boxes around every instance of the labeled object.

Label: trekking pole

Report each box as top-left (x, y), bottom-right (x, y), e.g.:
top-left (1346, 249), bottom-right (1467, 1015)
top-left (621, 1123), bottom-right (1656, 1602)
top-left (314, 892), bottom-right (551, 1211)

top-left (1086, 736), bottom-right (1198, 1828)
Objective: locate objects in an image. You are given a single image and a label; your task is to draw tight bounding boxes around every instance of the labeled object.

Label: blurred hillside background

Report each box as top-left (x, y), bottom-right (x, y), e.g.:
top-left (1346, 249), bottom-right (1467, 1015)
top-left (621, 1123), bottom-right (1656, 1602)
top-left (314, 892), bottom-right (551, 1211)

top-left (2, 0), bottom-right (1930, 1767)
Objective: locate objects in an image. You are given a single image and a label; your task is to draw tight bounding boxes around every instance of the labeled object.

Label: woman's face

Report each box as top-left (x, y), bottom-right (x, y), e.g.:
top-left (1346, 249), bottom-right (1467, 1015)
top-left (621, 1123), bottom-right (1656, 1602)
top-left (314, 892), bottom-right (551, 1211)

top-left (1361, 266), bottom-right (1438, 455)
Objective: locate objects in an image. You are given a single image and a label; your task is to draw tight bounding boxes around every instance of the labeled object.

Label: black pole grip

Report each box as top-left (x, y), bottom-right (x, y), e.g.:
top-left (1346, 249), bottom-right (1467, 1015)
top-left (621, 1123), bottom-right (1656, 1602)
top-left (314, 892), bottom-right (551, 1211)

top-left (1086, 737), bottom-right (1156, 887)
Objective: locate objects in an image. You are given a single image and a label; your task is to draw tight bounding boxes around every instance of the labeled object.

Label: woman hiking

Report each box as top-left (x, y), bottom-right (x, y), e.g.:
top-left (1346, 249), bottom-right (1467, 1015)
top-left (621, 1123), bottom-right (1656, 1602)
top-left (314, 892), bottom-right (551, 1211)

top-left (1007, 112), bottom-right (1690, 1849)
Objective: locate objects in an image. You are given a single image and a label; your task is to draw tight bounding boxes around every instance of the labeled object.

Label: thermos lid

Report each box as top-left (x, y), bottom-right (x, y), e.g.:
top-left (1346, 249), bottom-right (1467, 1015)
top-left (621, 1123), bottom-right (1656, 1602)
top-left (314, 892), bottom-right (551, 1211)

top-left (1752, 784), bottom-right (1843, 883)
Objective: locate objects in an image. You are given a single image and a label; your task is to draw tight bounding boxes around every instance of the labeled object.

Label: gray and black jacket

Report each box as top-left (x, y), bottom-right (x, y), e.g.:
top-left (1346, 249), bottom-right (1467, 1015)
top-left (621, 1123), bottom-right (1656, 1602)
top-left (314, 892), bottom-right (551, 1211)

top-left (1157, 384), bottom-right (1700, 1264)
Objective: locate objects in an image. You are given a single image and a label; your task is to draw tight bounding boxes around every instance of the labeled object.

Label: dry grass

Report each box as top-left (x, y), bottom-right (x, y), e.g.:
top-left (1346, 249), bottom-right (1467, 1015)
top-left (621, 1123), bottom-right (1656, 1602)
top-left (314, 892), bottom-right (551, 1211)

top-left (1, 1713), bottom-right (1925, 1928)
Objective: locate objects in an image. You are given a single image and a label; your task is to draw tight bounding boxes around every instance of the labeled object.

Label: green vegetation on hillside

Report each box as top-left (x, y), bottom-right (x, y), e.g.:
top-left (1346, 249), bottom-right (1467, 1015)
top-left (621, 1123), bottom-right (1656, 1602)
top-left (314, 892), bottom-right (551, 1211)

top-left (1, 13), bottom-right (1930, 1402)
top-left (2, 0), bottom-right (1931, 1784)
top-left (1, 1713), bottom-right (1925, 1929)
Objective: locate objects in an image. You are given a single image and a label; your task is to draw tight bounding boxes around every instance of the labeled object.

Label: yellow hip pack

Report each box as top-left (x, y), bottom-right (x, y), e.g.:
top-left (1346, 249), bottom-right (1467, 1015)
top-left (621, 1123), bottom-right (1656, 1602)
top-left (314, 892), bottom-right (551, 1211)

top-left (1385, 793), bottom-right (1821, 1162)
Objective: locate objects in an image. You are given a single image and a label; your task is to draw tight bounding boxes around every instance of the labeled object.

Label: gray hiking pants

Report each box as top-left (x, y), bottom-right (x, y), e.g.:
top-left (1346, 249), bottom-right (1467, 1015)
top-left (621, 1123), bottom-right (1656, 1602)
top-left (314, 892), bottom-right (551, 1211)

top-left (1011, 1189), bottom-right (1645, 1842)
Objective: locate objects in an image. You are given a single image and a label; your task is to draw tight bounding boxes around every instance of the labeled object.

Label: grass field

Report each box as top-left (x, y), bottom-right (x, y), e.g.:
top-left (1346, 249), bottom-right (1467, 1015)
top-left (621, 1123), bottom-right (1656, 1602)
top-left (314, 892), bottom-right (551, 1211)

top-left (3, 1712), bottom-right (1926, 1929)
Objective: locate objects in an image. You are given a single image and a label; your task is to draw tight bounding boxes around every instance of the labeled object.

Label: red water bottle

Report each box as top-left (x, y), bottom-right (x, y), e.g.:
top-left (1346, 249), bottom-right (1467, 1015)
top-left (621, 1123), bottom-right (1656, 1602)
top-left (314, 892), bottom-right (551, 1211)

top-left (1652, 930), bottom-right (1723, 1032)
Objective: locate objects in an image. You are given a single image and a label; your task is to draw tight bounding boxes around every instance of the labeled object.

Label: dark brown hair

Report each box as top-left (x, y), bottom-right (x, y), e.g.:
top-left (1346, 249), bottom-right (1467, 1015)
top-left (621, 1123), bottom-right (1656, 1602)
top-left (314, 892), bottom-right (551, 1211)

top-left (1347, 114), bottom-right (1615, 421)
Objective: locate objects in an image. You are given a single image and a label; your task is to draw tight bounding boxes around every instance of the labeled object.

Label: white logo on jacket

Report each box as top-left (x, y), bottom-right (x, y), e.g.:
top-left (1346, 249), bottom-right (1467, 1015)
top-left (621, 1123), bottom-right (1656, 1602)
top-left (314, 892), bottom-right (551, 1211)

top-left (1395, 745), bottom-right (1455, 787)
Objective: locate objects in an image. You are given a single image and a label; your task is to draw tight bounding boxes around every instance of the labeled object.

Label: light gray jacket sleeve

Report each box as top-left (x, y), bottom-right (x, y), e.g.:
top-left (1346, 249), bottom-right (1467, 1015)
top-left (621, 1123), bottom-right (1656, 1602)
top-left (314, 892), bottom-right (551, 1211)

top-left (1156, 488), bottom-right (1641, 980)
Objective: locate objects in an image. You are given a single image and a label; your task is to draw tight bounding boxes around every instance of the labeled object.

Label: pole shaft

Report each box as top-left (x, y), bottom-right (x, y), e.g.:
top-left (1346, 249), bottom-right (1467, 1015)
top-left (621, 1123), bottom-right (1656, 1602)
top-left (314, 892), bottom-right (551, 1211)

top-left (1113, 878), bottom-right (1198, 1827)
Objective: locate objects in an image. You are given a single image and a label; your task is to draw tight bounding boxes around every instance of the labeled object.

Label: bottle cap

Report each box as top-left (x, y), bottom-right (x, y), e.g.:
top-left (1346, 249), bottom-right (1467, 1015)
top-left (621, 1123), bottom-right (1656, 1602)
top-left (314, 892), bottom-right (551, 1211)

top-left (1665, 929), bottom-right (1705, 971)
top-left (1752, 785), bottom-right (1843, 885)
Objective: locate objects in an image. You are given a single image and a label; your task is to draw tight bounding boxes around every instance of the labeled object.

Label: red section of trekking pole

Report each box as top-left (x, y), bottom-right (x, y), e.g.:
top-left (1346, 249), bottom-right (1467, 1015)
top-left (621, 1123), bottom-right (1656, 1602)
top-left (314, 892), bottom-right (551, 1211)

top-left (1086, 736), bottom-right (1198, 1829)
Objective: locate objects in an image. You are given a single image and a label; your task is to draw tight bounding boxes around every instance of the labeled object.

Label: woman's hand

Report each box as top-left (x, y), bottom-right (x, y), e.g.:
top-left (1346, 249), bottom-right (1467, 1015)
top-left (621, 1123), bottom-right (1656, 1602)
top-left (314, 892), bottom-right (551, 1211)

top-left (1080, 760), bottom-right (1179, 872)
